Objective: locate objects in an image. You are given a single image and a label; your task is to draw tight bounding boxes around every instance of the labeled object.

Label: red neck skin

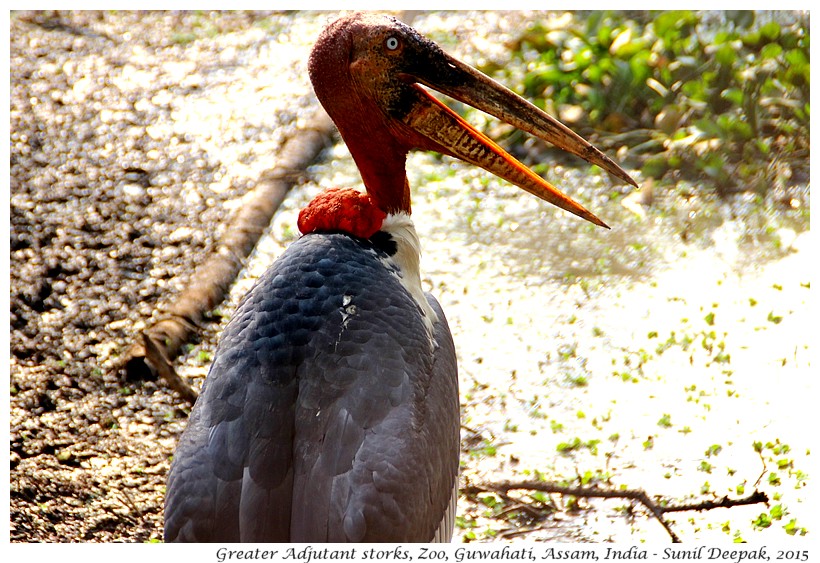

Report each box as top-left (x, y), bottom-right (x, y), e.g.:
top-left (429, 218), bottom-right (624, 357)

top-left (297, 187), bottom-right (387, 238)
top-left (315, 86), bottom-right (413, 215)
top-left (342, 122), bottom-right (412, 215)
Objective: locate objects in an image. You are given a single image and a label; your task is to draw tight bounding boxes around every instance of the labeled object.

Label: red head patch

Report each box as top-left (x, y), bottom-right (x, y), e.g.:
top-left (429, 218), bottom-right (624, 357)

top-left (297, 187), bottom-right (387, 239)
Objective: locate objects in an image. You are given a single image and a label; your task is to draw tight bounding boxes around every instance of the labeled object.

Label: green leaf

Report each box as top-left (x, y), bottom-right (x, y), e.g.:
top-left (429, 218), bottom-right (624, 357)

top-left (759, 21), bottom-right (782, 42)
top-left (761, 43), bottom-right (784, 59)
top-left (767, 311), bottom-right (783, 324)
top-left (753, 512), bottom-right (772, 529)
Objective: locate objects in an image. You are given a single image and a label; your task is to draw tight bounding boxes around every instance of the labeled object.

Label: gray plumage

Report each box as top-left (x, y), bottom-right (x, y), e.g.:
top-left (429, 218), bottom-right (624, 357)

top-left (164, 233), bottom-right (459, 542)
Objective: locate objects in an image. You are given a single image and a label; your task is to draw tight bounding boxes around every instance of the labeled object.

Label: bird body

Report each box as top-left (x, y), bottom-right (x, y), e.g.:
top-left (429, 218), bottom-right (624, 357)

top-left (165, 203), bottom-right (460, 541)
top-left (165, 12), bottom-right (635, 543)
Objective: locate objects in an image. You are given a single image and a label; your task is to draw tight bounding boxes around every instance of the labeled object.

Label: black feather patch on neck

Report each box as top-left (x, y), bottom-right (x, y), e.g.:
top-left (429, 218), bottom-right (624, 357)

top-left (370, 230), bottom-right (398, 256)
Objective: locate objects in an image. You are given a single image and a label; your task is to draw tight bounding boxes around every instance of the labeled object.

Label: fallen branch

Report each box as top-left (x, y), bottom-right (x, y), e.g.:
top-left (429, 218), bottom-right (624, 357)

top-left (122, 109), bottom-right (336, 401)
top-left (465, 480), bottom-right (769, 543)
top-left (141, 332), bottom-right (198, 405)
top-left (661, 490), bottom-right (769, 513)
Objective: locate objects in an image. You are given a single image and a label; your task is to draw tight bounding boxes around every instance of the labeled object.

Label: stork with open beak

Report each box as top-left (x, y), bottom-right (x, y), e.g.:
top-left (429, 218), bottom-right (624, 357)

top-left (164, 12), bottom-right (636, 543)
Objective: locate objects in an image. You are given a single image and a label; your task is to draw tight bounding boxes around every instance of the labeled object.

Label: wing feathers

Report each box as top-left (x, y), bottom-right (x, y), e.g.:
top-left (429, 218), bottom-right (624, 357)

top-left (165, 234), bottom-right (459, 543)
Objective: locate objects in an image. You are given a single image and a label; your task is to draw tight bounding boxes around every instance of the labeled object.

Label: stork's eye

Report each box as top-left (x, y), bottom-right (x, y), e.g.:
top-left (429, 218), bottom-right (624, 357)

top-left (385, 36), bottom-right (400, 51)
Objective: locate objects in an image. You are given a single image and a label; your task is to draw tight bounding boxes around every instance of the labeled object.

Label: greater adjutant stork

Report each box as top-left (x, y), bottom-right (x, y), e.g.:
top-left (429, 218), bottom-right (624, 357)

top-left (164, 12), bottom-right (636, 543)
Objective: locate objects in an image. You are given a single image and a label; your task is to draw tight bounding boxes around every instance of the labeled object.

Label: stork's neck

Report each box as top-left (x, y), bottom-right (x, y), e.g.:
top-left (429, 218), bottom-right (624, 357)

top-left (343, 127), bottom-right (412, 215)
top-left (298, 187), bottom-right (437, 330)
top-left (308, 16), bottom-right (412, 215)
top-left (314, 91), bottom-right (413, 214)
top-left (297, 187), bottom-right (386, 239)
top-left (379, 212), bottom-right (438, 330)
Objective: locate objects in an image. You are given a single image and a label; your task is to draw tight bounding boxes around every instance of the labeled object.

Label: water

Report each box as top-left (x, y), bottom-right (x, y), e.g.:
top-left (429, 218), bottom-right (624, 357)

top-left (410, 154), bottom-right (809, 542)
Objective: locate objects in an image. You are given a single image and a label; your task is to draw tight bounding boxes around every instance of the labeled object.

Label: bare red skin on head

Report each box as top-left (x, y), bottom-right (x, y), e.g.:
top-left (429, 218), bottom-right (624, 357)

top-left (297, 187), bottom-right (387, 239)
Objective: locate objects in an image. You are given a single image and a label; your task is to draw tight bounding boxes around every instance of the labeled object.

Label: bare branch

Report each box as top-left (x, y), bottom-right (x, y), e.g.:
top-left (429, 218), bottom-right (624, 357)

top-left (661, 490), bottom-right (769, 513)
top-left (466, 480), bottom-right (769, 543)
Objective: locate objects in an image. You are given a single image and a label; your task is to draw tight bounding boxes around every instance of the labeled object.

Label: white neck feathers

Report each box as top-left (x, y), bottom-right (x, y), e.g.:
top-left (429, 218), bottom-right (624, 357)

top-left (380, 213), bottom-right (438, 331)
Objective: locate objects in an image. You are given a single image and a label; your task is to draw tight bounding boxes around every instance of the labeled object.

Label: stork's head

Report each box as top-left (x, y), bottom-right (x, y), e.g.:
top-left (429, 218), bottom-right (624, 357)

top-left (307, 12), bottom-right (637, 228)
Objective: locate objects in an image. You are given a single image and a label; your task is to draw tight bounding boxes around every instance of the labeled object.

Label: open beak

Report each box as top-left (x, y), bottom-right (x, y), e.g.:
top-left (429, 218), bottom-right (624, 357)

top-left (395, 51), bottom-right (637, 229)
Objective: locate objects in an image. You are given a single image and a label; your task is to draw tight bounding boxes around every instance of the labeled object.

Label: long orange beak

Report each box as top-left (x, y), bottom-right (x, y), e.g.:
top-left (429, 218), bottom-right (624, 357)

top-left (396, 59), bottom-right (636, 228)
top-left (310, 13), bottom-right (637, 226)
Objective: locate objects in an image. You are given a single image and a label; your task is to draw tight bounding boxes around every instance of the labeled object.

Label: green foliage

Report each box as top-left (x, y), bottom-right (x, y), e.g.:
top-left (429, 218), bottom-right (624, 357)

top-left (767, 311), bottom-right (784, 324)
top-left (556, 436), bottom-right (601, 455)
top-left (784, 518), bottom-right (808, 536)
top-left (752, 511), bottom-right (772, 529)
top-left (705, 444), bottom-right (723, 457)
top-left (504, 11), bottom-right (809, 193)
top-left (196, 349), bottom-right (212, 364)
top-left (468, 439), bottom-right (498, 458)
